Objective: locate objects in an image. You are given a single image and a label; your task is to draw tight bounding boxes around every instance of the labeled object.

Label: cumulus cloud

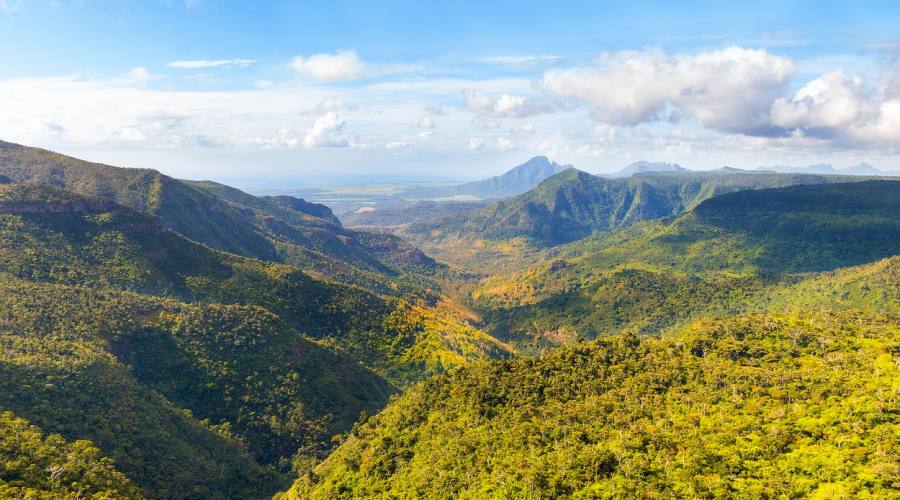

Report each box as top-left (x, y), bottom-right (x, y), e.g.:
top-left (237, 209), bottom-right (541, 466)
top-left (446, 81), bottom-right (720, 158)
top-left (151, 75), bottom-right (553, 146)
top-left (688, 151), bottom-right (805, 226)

top-left (463, 90), bottom-right (554, 118)
top-left (468, 137), bottom-right (485, 151)
top-left (303, 112), bottom-right (348, 148)
top-left (290, 49), bottom-right (364, 81)
top-left (385, 141), bottom-right (409, 149)
top-left (167, 59), bottom-right (257, 69)
top-left (542, 46), bottom-right (795, 135)
top-left (770, 70), bottom-right (900, 143)
top-left (497, 136), bottom-right (516, 150)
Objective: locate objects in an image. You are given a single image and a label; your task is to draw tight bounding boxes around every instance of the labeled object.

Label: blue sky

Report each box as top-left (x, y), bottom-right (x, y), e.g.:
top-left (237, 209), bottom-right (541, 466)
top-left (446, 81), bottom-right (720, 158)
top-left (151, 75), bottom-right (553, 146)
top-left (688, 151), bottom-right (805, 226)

top-left (1, 1), bottom-right (899, 185)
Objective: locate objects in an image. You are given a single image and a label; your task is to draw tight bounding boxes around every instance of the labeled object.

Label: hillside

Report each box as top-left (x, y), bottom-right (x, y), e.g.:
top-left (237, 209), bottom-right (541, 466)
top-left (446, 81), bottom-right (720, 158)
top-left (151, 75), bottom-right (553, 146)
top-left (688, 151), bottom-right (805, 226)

top-left (403, 168), bottom-right (890, 261)
top-left (0, 280), bottom-right (292, 498)
top-left (471, 181), bottom-right (900, 348)
top-left (342, 200), bottom-right (487, 229)
top-left (0, 411), bottom-right (141, 498)
top-left (0, 141), bottom-right (444, 297)
top-left (0, 182), bottom-right (512, 385)
top-left (282, 310), bottom-right (900, 499)
top-left (0, 140), bottom-right (276, 259)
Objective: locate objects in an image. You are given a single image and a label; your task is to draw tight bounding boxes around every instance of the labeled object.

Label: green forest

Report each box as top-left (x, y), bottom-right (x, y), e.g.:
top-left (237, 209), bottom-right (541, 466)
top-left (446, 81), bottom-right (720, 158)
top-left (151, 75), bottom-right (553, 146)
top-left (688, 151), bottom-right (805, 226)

top-left (0, 142), bottom-right (897, 498)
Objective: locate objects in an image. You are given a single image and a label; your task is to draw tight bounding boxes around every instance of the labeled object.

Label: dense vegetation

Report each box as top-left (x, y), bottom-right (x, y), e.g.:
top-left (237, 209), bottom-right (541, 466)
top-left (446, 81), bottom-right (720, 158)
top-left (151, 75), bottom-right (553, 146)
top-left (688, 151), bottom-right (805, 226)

top-left (1, 142), bottom-right (898, 498)
top-left (0, 140), bottom-right (447, 297)
top-left (402, 168), bottom-right (888, 270)
top-left (284, 311), bottom-right (899, 498)
top-left (472, 181), bottom-right (900, 349)
top-left (0, 277), bottom-right (402, 495)
top-left (0, 177), bottom-right (509, 496)
top-left (0, 411), bottom-right (141, 499)
top-left (0, 182), bottom-right (512, 384)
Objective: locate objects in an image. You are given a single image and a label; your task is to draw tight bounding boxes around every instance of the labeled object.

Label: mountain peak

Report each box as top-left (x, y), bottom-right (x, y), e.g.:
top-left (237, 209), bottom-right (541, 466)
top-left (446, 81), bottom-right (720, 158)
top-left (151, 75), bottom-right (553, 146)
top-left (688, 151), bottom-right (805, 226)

top-left (608, 161), bottom-right (687, 177)
top-left (504, 156), bottom-right (571, 179)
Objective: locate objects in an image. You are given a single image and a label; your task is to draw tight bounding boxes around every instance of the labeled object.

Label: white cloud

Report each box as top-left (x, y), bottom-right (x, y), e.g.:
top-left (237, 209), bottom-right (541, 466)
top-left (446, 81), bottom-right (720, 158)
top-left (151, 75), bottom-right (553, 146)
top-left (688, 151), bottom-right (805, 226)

top-left (463, 90), bottom-right (554, 118)
top-left (542, 46), bottom-right (795, 135)
top-left (417, 115), bottom-right (436, 129)
top-left (385, 141), bottom-right (409, 149)
top-left (290, 49), bottom-right (364, 81)
top-left (167, 59), bottom-right (257, 69)
top-left (468, 137), bottom-right (485, 151)
top-left (511, 123), bottom-right (536, 135)
top-left (497, 136), bottom-right (515, 150)
top-left (770, 70), bottom-right (900, 144)
top-left (303, 112), bottom-right (348, 148)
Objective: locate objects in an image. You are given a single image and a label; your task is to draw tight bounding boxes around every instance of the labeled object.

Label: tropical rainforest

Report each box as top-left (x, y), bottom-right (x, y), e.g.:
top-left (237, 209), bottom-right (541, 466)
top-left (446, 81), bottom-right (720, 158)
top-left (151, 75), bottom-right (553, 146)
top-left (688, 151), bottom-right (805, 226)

top-left (0, 141), bottom-right (897, 499)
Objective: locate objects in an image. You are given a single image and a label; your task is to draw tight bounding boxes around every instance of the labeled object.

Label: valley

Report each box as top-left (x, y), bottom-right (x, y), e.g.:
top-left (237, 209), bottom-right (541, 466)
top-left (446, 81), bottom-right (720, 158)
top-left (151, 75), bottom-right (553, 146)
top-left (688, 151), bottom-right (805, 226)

top-left (0, 142), bottom-right (897, 499)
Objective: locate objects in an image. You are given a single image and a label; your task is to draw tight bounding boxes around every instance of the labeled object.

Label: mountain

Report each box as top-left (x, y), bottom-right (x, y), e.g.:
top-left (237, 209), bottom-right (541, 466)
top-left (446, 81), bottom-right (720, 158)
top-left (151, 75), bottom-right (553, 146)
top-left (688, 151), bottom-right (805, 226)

top-left (403, 168), bottom-right (884, 255)
top-left (470, 181), bottom-right (900, 349)
top-left (0, 140), bottom-right (444, 296)
top-left (606, 160), bottom-right (687, 177)
top-left (0, 181), bottom-right (515, 495)
top-left (756, 162), bottom-right (900, 176)
top-left (341, 199), bottom-right (489, 229)
top-left (0, 139), bottom-right (277, 259)
top-left (281, 310), bottom-right (899, 499)
top-left (401, 156), bottom-right (572, 200)
top-left (0, 182), bottom-right (511, 385)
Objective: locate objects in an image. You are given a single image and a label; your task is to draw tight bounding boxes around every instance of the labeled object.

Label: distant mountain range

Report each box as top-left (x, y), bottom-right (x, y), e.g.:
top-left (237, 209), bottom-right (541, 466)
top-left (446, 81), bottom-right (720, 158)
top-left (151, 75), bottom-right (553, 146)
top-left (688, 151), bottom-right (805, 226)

top-left (604, 161), bottom-right (687, 177)
top-left (401, 156), bottom-right (571, 200)
top-left (754, 162), bottom-right (900, 176)
top-left (402, 167), bottom-right (887, 248)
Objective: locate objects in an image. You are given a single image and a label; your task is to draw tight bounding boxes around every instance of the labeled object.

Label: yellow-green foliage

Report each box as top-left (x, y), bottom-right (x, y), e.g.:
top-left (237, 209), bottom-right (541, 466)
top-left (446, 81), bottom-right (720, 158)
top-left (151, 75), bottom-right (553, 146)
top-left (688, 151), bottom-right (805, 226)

top-left (0, 182), bottom-right (512, 386)
top-left (470, 182), bottom-right (900, 349)
top-left (0, 278), bottom-right (397, 497)
top-left (0, 411), bottom-right (141, 499)
top-left (283, 311), bottom-right (900, 499)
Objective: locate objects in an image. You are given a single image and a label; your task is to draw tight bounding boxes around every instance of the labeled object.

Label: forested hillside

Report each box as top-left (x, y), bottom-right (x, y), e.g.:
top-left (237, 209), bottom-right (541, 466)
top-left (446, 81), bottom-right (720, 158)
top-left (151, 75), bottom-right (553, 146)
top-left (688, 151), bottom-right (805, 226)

top-left (0, 140), bottom-right (445, 297)
top-left (471, 181), bottom-right (900, 349)
top-left (0, 411), bottom-right (141, 498)
top-left (0, 169), bottom-right (510, 497)
top-left (1, 142), bottom-right (897, 499)
top-left (0, 182), bottom-right (511, 384)
top-left (284, 311), bottom-right (899, 499)
top-left (403, 168), bottom-right (889, 269)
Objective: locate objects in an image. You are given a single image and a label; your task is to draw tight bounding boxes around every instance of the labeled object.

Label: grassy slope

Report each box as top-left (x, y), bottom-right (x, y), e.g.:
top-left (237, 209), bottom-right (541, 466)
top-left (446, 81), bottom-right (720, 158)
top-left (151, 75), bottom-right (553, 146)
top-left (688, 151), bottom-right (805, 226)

top-left (283, 310), bottom-right (900, 499)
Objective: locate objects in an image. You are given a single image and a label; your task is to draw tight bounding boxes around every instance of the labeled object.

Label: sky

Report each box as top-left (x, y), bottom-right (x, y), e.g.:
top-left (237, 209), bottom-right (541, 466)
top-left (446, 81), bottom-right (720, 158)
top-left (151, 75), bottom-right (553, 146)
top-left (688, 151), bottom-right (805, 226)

top-left (1, 0), bottom-right (899, 186)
